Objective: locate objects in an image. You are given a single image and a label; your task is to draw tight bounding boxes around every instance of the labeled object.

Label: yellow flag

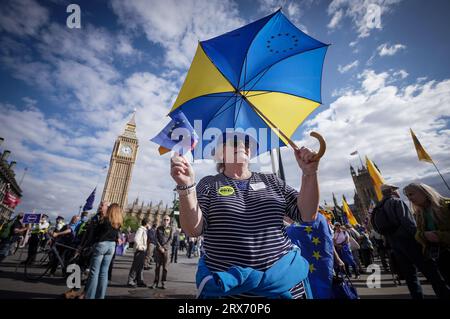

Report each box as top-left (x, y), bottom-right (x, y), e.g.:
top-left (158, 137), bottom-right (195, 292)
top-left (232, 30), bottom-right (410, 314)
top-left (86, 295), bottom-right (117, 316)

top-left (342, 196), bottom-right (358, 226)
top-left (410, 129), bottom-right (433, 163)
top-left (366, 156), bottom-right (385, 201)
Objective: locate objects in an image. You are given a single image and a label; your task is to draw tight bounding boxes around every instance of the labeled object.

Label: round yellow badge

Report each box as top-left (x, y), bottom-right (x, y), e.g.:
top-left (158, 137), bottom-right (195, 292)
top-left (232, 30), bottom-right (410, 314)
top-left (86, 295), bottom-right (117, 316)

top-left (218, 186), bottom-right (235, 196)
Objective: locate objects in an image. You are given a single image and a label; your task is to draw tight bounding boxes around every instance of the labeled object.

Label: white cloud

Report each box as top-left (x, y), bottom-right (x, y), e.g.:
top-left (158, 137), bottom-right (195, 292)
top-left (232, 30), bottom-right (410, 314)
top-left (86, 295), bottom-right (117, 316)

top-left (392, 69), bottom-right (409, 80)
top-left (327, 9), bottom-right (343, 29)
top-left (0, 0), bottom-right (49, 36)
top-left (378, 43), bottom-right (406, 56)
top-left (293, 69), bottom-right (450, 203)
top-left (256, 0), bottom-right (312, 33)
top-left (327, 0), bottom-right (402, 38)
top-left (111, 0), bottom-right (244, 69)
top-left (338, 60), bottom-right (359, 73)
top-left (358, 69), bottom-right (389, 93)
top-left (0, 4), bottom-right (188, 216)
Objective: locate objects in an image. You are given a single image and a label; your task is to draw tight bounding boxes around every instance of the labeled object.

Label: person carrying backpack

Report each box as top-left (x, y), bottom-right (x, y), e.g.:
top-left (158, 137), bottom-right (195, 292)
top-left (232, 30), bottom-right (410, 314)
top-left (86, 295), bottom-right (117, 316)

top-left (371, 183), bottom-right (450, 299)
top-left (403, 183), bottom-right (450, 286)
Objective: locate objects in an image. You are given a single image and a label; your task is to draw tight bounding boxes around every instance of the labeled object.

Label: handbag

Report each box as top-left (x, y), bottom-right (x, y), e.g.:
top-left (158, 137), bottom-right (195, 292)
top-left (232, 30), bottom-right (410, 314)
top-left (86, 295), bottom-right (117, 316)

top-left (331, 271), bottom-right (359, 299)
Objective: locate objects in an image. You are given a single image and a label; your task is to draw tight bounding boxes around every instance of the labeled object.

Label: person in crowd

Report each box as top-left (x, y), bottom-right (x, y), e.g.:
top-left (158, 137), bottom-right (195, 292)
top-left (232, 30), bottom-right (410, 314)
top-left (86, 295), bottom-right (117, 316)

top-left (0, 213), bottom-right (28, 263)
top-left (144, 224), bottom-right (157, 270)
top-left (127, 218), bottom-right (151, 288)
top-left (170, 132), bottom-right (320, 298)
top-left (115, 232), bottom-right (126, 256)
top-left (403, 183), bottom-right (450, 286)
top-left (333, 222), bottom-right (360, 279)
top-left (197, 235), bottom-right (204, 257)
top-left (77, 201), bottom-right (109, 276)
top-left (372, 183), bottom-right (449, 299)
top-left (187, 236), bottom-right (195, 258)
top-left (150, 215), bottom-right (173, 289)
top-left (170, 228), bottom-right (180, 263)
top-left (122, 232), bottom-right (129, 255)
top-left (24, 214), bottom-right (50, 264)
top-left (193, 237), bottom-right (200, 257)
top-left (345, 224), bottom-right (363, 274)
top-left (179, 231), bottom-right (186, 252)
top-left (370, 229), bottom-right (389, 271)
top-left (359, 229), bottom-right (374, 268)
top-left (128, 232), bottom-right (135, 250)
top-left (84, 203), bottom-right (123, 299)
top-left (55, 216), bottom-right (65, 231)
top-left (49, 215), bottom-right (80, 275)
top-left (74, 212), bottom-right (90, 246)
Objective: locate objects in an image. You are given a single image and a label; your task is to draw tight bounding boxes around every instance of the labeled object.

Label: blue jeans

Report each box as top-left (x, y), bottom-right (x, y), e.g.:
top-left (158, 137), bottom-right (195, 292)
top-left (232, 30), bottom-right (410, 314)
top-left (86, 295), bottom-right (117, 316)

top-left (85, 241), bottom-right (116, 299)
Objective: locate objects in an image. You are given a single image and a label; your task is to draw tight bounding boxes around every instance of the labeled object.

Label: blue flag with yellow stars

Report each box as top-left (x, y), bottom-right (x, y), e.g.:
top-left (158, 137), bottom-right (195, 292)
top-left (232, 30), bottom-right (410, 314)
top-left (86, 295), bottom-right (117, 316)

top-left (286, 213), bottom-right (334, 299)
top-left (151, 110), bottom-right (198, 156)
top-left (82, 187), bottom-right (96, 211)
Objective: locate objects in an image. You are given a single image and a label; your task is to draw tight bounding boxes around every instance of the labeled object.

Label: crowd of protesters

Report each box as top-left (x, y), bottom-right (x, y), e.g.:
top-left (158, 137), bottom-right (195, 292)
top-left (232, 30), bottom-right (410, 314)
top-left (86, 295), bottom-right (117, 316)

top-left (0, 179), bottom-right (448, 299)
top-left (0, 200), bottom-right (203, 299)
top-left (305, 182), bottom-right (450, 299)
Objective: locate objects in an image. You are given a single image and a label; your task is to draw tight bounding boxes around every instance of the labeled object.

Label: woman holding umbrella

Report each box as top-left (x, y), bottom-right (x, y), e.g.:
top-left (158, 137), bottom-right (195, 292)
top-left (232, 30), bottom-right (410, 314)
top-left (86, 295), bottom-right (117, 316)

top-left (170, 132), bottom-right (320, 298)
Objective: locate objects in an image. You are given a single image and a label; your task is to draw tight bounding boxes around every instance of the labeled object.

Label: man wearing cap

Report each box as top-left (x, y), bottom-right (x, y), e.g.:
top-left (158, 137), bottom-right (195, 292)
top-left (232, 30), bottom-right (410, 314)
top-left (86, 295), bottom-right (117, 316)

top-left (374, 184), bottom-right (450, 299)
top-left (24, 214), bottom-right (50, 264)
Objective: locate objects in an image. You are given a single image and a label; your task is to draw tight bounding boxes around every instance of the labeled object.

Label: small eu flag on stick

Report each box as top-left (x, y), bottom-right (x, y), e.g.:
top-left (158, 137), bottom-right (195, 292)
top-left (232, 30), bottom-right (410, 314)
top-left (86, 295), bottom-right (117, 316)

top-left (82, 187), bottom-right (96, 211)
top-left (151, 111), bottom-right (198, 156)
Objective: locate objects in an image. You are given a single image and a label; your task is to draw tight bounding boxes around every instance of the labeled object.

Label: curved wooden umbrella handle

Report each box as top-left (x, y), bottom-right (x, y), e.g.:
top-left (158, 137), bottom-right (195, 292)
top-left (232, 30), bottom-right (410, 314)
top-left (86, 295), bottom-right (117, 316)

top-left (310, 131), bottom-right (326, 161)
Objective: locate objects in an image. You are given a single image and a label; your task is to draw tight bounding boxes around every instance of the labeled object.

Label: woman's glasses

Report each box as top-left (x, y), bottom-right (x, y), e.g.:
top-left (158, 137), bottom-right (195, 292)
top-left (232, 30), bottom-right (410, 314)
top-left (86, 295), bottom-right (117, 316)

top-left (223, 137), bottom-right (251, 149)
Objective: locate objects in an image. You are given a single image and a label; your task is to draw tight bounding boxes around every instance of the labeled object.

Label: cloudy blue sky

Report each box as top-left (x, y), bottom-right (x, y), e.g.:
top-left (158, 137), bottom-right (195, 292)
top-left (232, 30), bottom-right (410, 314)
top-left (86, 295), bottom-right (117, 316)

top-left (1, 0), bottom-right (449, 219)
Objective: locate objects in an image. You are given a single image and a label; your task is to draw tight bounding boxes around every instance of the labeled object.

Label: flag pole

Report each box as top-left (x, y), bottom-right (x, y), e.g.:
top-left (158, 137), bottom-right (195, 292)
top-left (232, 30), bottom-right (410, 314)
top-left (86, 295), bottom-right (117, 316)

top-left (431, 160), bottom-right (450, 192)
top-left (277, 147), bottom-right (286, 181)
top-left (19, 167), bottom-right (28, 186)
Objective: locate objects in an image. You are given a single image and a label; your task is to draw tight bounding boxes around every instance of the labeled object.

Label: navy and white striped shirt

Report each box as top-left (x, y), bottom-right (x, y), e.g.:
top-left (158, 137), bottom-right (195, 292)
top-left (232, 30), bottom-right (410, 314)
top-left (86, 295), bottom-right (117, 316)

top-left (196, 172), bottom-right (306, 298)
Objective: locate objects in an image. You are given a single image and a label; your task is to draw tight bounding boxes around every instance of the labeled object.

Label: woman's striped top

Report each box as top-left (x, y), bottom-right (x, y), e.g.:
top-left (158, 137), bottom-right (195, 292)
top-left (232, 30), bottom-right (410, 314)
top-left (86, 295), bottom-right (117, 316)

top-left (196, 172), bottom-right (306, 299)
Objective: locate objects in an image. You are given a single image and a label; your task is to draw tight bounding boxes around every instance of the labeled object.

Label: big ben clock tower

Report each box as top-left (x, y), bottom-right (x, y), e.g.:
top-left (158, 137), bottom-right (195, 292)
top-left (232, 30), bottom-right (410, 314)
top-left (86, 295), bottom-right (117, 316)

top-left (101, 112), bottom-right (138, 210)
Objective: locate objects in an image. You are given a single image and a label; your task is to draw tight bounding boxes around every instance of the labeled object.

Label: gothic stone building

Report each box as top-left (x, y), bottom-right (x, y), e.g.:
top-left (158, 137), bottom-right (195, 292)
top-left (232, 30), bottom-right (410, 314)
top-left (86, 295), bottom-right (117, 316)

top-left (101, 113), bottom-right (138, 210)
top-left (124, 198), bottom-right (174, 227)
top-left (351, 164), bottom-right (378, 225)
top-left (0, 138), bottom-right (23, 222)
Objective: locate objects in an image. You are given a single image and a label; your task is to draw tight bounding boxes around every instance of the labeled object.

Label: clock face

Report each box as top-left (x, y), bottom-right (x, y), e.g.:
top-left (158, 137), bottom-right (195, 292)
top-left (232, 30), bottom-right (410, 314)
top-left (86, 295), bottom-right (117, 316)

top-left (120, 145), bottom-right (132, 156)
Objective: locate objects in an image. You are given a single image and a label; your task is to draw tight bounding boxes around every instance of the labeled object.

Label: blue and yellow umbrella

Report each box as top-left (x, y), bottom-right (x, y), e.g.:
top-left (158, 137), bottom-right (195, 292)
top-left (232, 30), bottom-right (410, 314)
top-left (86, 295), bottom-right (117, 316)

top-left (169, 10), bottom-right (329, 158)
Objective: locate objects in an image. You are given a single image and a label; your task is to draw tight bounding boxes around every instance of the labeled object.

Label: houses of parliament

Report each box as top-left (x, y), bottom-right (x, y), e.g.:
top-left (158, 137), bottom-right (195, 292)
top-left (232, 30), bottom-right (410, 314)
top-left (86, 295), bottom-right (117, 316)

top-left (101, 112), bottom-right (173, 226)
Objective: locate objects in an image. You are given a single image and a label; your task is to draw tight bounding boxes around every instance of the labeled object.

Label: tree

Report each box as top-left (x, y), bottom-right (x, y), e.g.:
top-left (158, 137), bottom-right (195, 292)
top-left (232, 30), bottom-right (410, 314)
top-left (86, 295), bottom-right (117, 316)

top-left (122, 215), bottom-right (139, 232)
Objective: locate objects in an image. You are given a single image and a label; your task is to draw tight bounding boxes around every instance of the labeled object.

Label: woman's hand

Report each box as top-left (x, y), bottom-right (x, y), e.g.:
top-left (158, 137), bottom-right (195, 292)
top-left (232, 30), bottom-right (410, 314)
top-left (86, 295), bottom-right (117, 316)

top-left (170, 154), bottom-right (195, 186)
top-left (424, 231), bottom-right (439, 243)
top-left (294, 147), bottom-right (319, 174)
top-left (336, 258), bottom-right (345, 269)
